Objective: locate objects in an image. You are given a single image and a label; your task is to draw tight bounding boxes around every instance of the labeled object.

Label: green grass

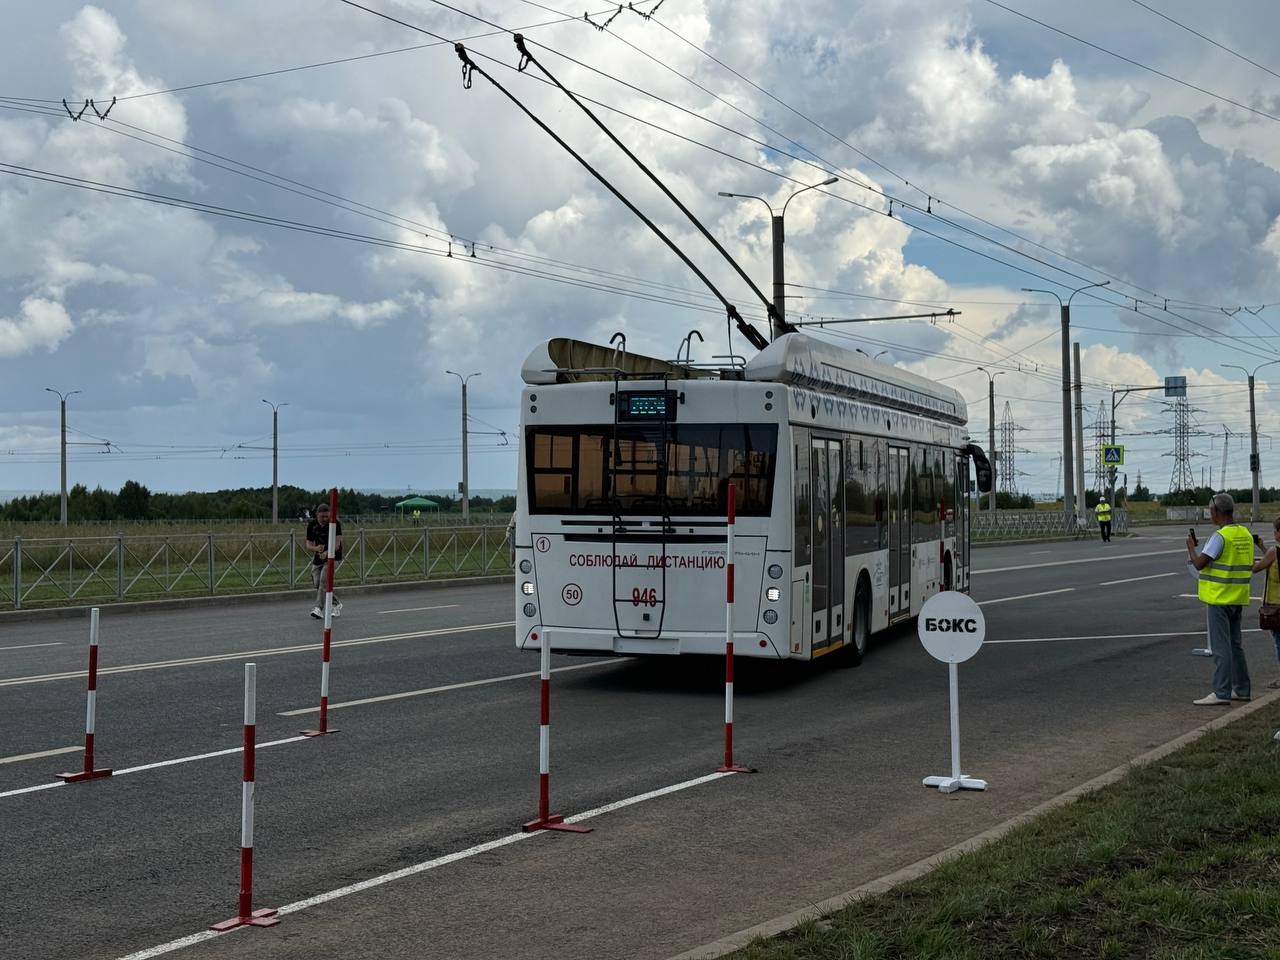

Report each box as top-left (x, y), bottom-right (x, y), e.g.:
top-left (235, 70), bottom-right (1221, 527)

top-left (732, 702), bottom-right (1280, 960)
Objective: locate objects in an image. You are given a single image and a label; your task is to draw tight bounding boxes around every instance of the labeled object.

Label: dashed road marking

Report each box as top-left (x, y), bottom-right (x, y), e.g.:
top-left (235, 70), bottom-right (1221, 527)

top-left (278, 658), bottom-right (623, 716)
top-left (977, 588), bottom-right (1074, 606)
top-left (0, 622), bottom-right (516, 688)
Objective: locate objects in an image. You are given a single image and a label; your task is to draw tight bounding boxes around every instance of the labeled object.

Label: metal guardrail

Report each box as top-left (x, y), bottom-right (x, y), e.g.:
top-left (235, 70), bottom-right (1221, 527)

top-left (0, 526), bottom-right (512, 610)
top-left (972, 509), bottom-right (1129, 541)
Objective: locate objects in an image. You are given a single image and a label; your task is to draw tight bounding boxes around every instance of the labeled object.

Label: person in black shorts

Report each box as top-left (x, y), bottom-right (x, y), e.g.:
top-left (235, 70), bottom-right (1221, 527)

top-left (305, 502), bottom-right (343, 619)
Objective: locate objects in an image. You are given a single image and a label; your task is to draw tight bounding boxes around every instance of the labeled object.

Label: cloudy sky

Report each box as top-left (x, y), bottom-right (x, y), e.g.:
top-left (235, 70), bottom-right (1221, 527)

top-left (2, 0), bottom-right (1280, 498)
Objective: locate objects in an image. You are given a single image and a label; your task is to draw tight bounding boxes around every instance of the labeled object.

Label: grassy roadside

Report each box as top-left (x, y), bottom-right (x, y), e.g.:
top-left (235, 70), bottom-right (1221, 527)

top-left (732, 702), bottom-right (1280, 960)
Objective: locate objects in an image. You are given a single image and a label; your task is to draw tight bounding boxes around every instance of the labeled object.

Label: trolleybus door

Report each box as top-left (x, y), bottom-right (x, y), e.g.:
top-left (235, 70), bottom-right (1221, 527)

top-left (810, 437), bottom-right (845, 648)
top-left (887, 446), bottom-right (911, 616)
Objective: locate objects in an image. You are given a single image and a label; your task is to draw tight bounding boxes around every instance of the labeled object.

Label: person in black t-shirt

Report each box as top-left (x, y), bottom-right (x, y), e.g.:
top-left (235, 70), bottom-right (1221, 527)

top-left (305, 502), bottom-right (344, 619)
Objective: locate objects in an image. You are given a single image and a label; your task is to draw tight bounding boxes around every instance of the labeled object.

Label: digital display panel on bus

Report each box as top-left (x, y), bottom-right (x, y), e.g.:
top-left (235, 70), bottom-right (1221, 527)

top-left (617, 390), bottom-right (677, 422)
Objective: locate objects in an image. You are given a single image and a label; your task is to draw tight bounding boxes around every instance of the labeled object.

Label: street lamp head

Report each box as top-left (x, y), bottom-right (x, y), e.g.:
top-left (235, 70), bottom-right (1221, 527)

top-left (820, 176), bottom-right (838, 186)
top-left (716, 191), bottom-right (735, 198)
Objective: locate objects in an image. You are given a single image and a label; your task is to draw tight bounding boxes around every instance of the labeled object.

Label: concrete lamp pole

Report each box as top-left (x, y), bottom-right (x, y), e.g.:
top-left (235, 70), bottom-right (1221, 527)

top-left (262, 400), bottom-right (288, 524)
top-left (1022, 281), bottom-right (1110, 532)
top-left (44, 387), bottom-right (81, 527)
top-left (1221, 359), bottom-right (1280, 522)
top-left (975, 367), bottom-right (1005, 514)
top-left (446, 371), bottom-right (481, 521)
top-left (718, 176), bottom-right (838, 341)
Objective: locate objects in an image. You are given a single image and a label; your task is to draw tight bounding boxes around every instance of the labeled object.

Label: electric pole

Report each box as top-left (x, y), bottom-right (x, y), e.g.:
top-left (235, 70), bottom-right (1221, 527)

top-left (977, 367), bottom-right (1005, 513)
top-left (446, 370), bottom-right (480, 520)
top-left (1072, 343), bottom-right (1086, 516)
top-left (718, 175), bottom-right (838, 339)
top-left (262, 400), bottom-right (287, 524)
top-left (44, 387), bottom-right (81, 526)
top-left (1023, 281), bottom-right (1109, 530)
top-left (1222, 360), bottom-right (1279, 522)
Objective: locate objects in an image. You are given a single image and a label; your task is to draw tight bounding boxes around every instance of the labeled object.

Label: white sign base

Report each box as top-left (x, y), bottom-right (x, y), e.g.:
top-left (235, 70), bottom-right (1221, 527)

top-left (921, 659), bottom-right (987, 794)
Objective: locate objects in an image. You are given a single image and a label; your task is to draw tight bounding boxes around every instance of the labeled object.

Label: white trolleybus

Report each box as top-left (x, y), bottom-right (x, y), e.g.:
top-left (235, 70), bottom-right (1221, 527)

top-left (514, 332), bottom-right (992, 663)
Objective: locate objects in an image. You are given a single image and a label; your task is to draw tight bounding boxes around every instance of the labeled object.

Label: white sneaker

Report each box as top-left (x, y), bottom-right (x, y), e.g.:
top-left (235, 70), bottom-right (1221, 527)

top-left (310, 607), bottom-right (323, 619)
top-left (1274, 729), bottom-right (1279, 741)
top-left (1193, 693), bottom-right (1231, 705)
top-left (332, 601), bottom-right (342, 619)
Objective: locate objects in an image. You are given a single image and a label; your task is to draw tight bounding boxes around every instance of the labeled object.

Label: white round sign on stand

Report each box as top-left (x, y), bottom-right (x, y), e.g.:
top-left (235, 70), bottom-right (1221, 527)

top-left (918, 591), bottom-right (988, 794)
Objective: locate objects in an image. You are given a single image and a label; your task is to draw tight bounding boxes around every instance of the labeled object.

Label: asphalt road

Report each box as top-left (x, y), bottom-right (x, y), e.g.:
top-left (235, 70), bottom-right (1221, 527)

top-left (1, 525), bottom-right (1276, 960)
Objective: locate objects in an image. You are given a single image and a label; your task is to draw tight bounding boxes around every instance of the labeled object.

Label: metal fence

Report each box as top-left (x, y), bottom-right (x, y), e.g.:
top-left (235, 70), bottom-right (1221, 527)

top-left (0, 526), bottom-right (512, 610)
top-left (972, 509), bottom-right (1129, 542)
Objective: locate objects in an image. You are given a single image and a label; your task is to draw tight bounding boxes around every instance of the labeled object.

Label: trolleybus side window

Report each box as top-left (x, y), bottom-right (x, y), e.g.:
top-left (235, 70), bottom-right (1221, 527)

top-left (843, 435), bottom-right (880, 557)
top-left (526, 424), bottom-right (777, 516)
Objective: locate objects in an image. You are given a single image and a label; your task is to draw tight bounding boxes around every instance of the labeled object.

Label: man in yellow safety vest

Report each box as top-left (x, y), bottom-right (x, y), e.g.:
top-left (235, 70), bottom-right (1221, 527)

top-left (1095, 498), bottom-right (1113, 542)
top-left (1186, 492), bottom-right (1254, 705)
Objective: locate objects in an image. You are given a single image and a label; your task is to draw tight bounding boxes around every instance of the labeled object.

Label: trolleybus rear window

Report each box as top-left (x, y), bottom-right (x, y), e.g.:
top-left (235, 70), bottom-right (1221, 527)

top-left (527, 424), bottom-right (777, 516)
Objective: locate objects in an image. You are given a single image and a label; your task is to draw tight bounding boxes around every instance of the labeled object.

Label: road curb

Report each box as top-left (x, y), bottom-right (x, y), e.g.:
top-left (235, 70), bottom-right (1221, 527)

top-left (667, 689), bottom-right (1280, 960)
top-left (0, 575), bottom-right (514, 624)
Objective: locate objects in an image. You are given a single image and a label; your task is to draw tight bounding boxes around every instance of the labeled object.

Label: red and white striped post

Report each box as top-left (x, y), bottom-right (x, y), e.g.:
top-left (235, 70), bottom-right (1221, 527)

top-left (211, 663), bottom-right (279, 931)
top-left (522, 629), bottom-right (591, 833)
top-left (302, 487), bottom-right (339, 737)
top-left (58, 607), bottom-right (112, 782)
top-left (717, 484), bottom-right (752, 774)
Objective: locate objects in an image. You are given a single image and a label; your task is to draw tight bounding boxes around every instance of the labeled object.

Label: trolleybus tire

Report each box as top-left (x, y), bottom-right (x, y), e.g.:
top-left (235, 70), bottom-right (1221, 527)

top-left (837, 579), bottom-right (871, 668)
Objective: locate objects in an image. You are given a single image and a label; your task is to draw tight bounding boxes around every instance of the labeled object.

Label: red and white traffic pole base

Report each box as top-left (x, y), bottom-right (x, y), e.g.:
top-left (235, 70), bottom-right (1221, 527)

top-left (521, 631), bottom-right (591, 834)
top-left (212, 663), bottom-right (279, 931)
top-left (302, 488), bottom-right (340, 738)
top-left (716, 487), bottom-right (754, 775)
top-left (59, 607), bottom-right (112, 783)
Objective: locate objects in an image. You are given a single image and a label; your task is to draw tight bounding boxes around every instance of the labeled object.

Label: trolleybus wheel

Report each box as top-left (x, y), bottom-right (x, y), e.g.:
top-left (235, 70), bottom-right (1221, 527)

top-left (838, 581), bottom-right (870, 668)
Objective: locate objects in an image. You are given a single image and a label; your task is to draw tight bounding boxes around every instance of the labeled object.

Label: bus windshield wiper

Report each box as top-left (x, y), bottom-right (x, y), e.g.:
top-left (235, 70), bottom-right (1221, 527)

top-left (456, 41), bottom-right (770, 354)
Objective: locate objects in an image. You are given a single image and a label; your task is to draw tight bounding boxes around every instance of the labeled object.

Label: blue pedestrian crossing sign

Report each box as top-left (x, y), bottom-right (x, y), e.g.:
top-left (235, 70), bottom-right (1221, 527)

top-left (1102, 444), bottom-right (1125, 465)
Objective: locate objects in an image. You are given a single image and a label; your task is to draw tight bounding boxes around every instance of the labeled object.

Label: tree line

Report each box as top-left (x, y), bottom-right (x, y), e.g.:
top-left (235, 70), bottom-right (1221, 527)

top-left (0, 482), bottom-right (516, 523)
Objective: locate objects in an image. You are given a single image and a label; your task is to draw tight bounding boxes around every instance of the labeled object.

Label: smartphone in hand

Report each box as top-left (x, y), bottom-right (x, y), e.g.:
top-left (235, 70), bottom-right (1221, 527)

top-left (1188, 527), bottom-right (1198, 547)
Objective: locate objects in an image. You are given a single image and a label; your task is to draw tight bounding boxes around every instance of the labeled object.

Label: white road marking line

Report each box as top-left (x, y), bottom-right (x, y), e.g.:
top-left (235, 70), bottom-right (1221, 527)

top-left (1028, 550), bottom-right (1052, 555)
top-left (1099, 572), bottom-right (1179, 586)
top-left (0, 736), bottom-right (308, 801)
top-left (378, 604), bottom-right (460, 615)
top-left (0, 642), bottom-right (64, 652)
top-left (0, 745), bottom-right (80, 765)
top-left (977, 588), bottom-right (1074, 606)
top-left (278, 659), bottom-right (623, 716)
top-left (114, 771), bottom-right (736, 960)
top-left (975, 548), bottom-right (1183, 575)
top-left (985, 630), bottom-right (1205, 645)
top-left (0, 621), bottom-right (516, 688)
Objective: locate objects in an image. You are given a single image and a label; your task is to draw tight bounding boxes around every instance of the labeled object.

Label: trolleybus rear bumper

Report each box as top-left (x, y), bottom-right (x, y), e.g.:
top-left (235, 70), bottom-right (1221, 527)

top-left (521, 627), bottom-right (786, 659)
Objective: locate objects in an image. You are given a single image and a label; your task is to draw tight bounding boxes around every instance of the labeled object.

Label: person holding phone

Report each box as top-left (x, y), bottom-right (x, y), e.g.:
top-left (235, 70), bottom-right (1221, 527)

top-left (1185, 492), bottom-right (1253, 705)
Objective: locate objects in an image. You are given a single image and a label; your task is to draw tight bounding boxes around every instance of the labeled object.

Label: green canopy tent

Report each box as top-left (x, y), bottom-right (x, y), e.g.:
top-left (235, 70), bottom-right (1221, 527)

top-left (395, 496), bottom-right (440, 518)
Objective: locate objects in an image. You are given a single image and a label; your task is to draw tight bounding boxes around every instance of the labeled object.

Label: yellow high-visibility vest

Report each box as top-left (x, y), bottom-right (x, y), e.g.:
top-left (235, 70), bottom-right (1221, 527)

top-left (1095, 501), bottom-right (1112, 521)
top-left (1198, 525), bottom-right (1254, 606)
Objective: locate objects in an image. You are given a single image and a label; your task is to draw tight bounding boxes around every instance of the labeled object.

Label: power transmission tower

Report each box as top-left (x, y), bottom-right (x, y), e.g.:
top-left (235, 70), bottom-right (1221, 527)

top-left (1164, 397), bottom-right (1199, 493)
top-left (1092, 400), bottom-right (1109, 501)
top-left (1221, 425), bottom-right (1232, 491)
top-left (998, 401), bottom-right (1028, 495)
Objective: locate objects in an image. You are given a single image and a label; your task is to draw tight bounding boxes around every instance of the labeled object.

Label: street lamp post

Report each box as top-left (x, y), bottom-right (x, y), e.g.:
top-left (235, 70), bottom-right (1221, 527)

top-left (1022, 281), bottom-right (1110, 531)
top-left (718, 176), bottom-right (838, 341)
top-left (262, 400), bottom-right (288, 524)
top-left (976, 367), bottom-right (1005, 514)
top-left (1222, 360), bottom-right (1280, 521)
top-left (44, 387), bottom-right (81, 526)
top-left (446, 371), bottom-right (481, 521)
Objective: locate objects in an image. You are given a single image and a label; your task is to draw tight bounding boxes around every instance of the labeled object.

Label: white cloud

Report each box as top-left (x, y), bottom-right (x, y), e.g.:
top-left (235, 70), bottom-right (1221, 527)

top-left (0, 298), bottom-right (74, 357)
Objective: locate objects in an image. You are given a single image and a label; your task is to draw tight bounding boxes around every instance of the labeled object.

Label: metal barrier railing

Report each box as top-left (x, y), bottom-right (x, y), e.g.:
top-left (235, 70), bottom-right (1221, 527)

top-left (1, 526), bottom-right (512, 610)
top-left (972, 509), bottom-right (1129, 541)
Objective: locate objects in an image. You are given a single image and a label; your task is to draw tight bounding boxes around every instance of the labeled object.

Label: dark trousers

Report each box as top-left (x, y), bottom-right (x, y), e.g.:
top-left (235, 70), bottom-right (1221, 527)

top-left (1099, 520), bottom-right (1112, 542)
